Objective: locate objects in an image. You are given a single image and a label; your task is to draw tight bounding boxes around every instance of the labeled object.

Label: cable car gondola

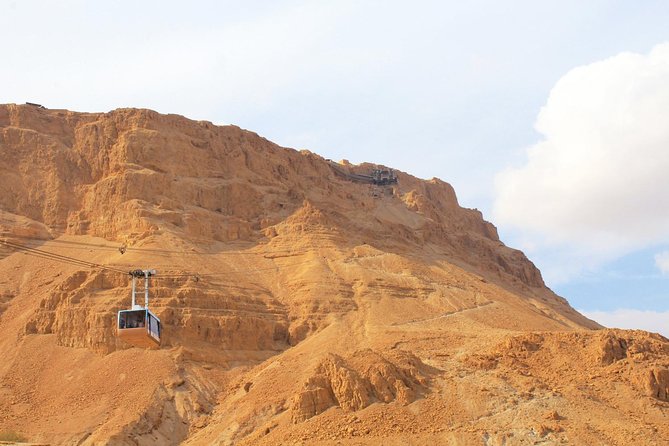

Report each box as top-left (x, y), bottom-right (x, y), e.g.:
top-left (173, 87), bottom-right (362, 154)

top-left (117, 269), bottom-right (161, 348)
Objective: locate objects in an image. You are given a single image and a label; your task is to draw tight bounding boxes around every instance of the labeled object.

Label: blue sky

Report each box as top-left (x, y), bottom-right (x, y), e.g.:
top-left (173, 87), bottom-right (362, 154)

top-left (2, 0), bottom-right (669, 334)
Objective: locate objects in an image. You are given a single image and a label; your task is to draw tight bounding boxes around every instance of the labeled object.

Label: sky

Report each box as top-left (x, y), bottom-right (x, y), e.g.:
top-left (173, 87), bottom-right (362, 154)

top-left (2, 0), bottom-right (669, 335)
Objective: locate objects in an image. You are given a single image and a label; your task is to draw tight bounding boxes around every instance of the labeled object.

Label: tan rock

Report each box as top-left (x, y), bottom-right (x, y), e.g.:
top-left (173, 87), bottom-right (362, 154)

top-left (0, 105), bottom-right (666, 446)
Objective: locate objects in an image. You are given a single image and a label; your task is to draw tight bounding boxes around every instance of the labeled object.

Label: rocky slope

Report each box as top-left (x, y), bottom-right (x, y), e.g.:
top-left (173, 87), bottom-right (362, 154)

top-left (0, 104), bottom-right (667, 445)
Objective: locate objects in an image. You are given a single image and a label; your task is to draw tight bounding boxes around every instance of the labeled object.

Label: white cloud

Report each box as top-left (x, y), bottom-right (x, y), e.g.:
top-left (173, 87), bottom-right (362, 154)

top-left (494, 43), bottom-right (669, 279)
top-left (654, 251), bottom-right (669, 275)
top-left (581, 309), bottom-right (669, 338)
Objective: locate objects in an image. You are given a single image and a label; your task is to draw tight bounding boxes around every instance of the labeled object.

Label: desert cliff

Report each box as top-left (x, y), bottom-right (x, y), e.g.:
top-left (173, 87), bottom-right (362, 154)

top-left (0, 104), bottom-right (667, 445)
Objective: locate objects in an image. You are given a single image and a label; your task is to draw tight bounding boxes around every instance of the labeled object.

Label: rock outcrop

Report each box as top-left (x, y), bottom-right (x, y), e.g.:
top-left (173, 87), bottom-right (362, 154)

top-left (2, 104), bottom-right (667, 446)
top-left (291, 349), bottom-right (432, 422)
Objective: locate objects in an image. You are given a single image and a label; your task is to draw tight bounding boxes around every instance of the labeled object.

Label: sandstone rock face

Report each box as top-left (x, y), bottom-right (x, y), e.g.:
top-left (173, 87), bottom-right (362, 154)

top-left (1, 104), bottom-right (667, 445)
top-left (291, 350), bottom-right (431, 422)
top-left (638, 368), bottom-right (669, 401)
top-left (0, 104), bottom-right (551, 290)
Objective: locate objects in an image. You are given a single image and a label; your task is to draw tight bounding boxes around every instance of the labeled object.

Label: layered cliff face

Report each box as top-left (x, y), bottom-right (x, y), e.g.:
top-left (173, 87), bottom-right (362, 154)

top-left (0, 104), bottom-right (667, 446)
top-left (0, 104), bottom-right (545, 289)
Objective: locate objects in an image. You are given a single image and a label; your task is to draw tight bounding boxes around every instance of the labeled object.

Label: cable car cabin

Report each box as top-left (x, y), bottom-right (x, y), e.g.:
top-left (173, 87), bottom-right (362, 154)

top-left (117, 308), bottom-right (161, 348)
top-left (118, 269), bottom-right (161, 348)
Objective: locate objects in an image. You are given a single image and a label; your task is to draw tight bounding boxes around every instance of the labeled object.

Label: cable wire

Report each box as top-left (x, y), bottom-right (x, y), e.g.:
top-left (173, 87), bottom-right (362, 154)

top-left (0, 239), bottom-right (128, 275)
top-left (1, 239), bottom-right (319, 281)
top-left (0, 233), bottom-right (301, 257)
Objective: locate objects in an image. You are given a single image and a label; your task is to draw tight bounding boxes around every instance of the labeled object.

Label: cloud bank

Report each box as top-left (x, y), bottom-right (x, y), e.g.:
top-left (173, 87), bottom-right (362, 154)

top-left (581, 309), bottom-right (669, 338)
top-left (494, 43), bottom-right (669, 279)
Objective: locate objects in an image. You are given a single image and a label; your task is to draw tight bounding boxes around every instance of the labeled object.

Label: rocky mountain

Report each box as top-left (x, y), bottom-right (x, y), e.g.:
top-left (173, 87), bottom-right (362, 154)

top-left (0, 103), bottom-right (667, 445)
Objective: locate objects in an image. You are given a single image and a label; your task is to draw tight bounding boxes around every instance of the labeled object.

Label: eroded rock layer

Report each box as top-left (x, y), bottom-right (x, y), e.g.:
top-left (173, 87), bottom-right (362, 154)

top-left (0, 104), bottom-right (666, 446)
